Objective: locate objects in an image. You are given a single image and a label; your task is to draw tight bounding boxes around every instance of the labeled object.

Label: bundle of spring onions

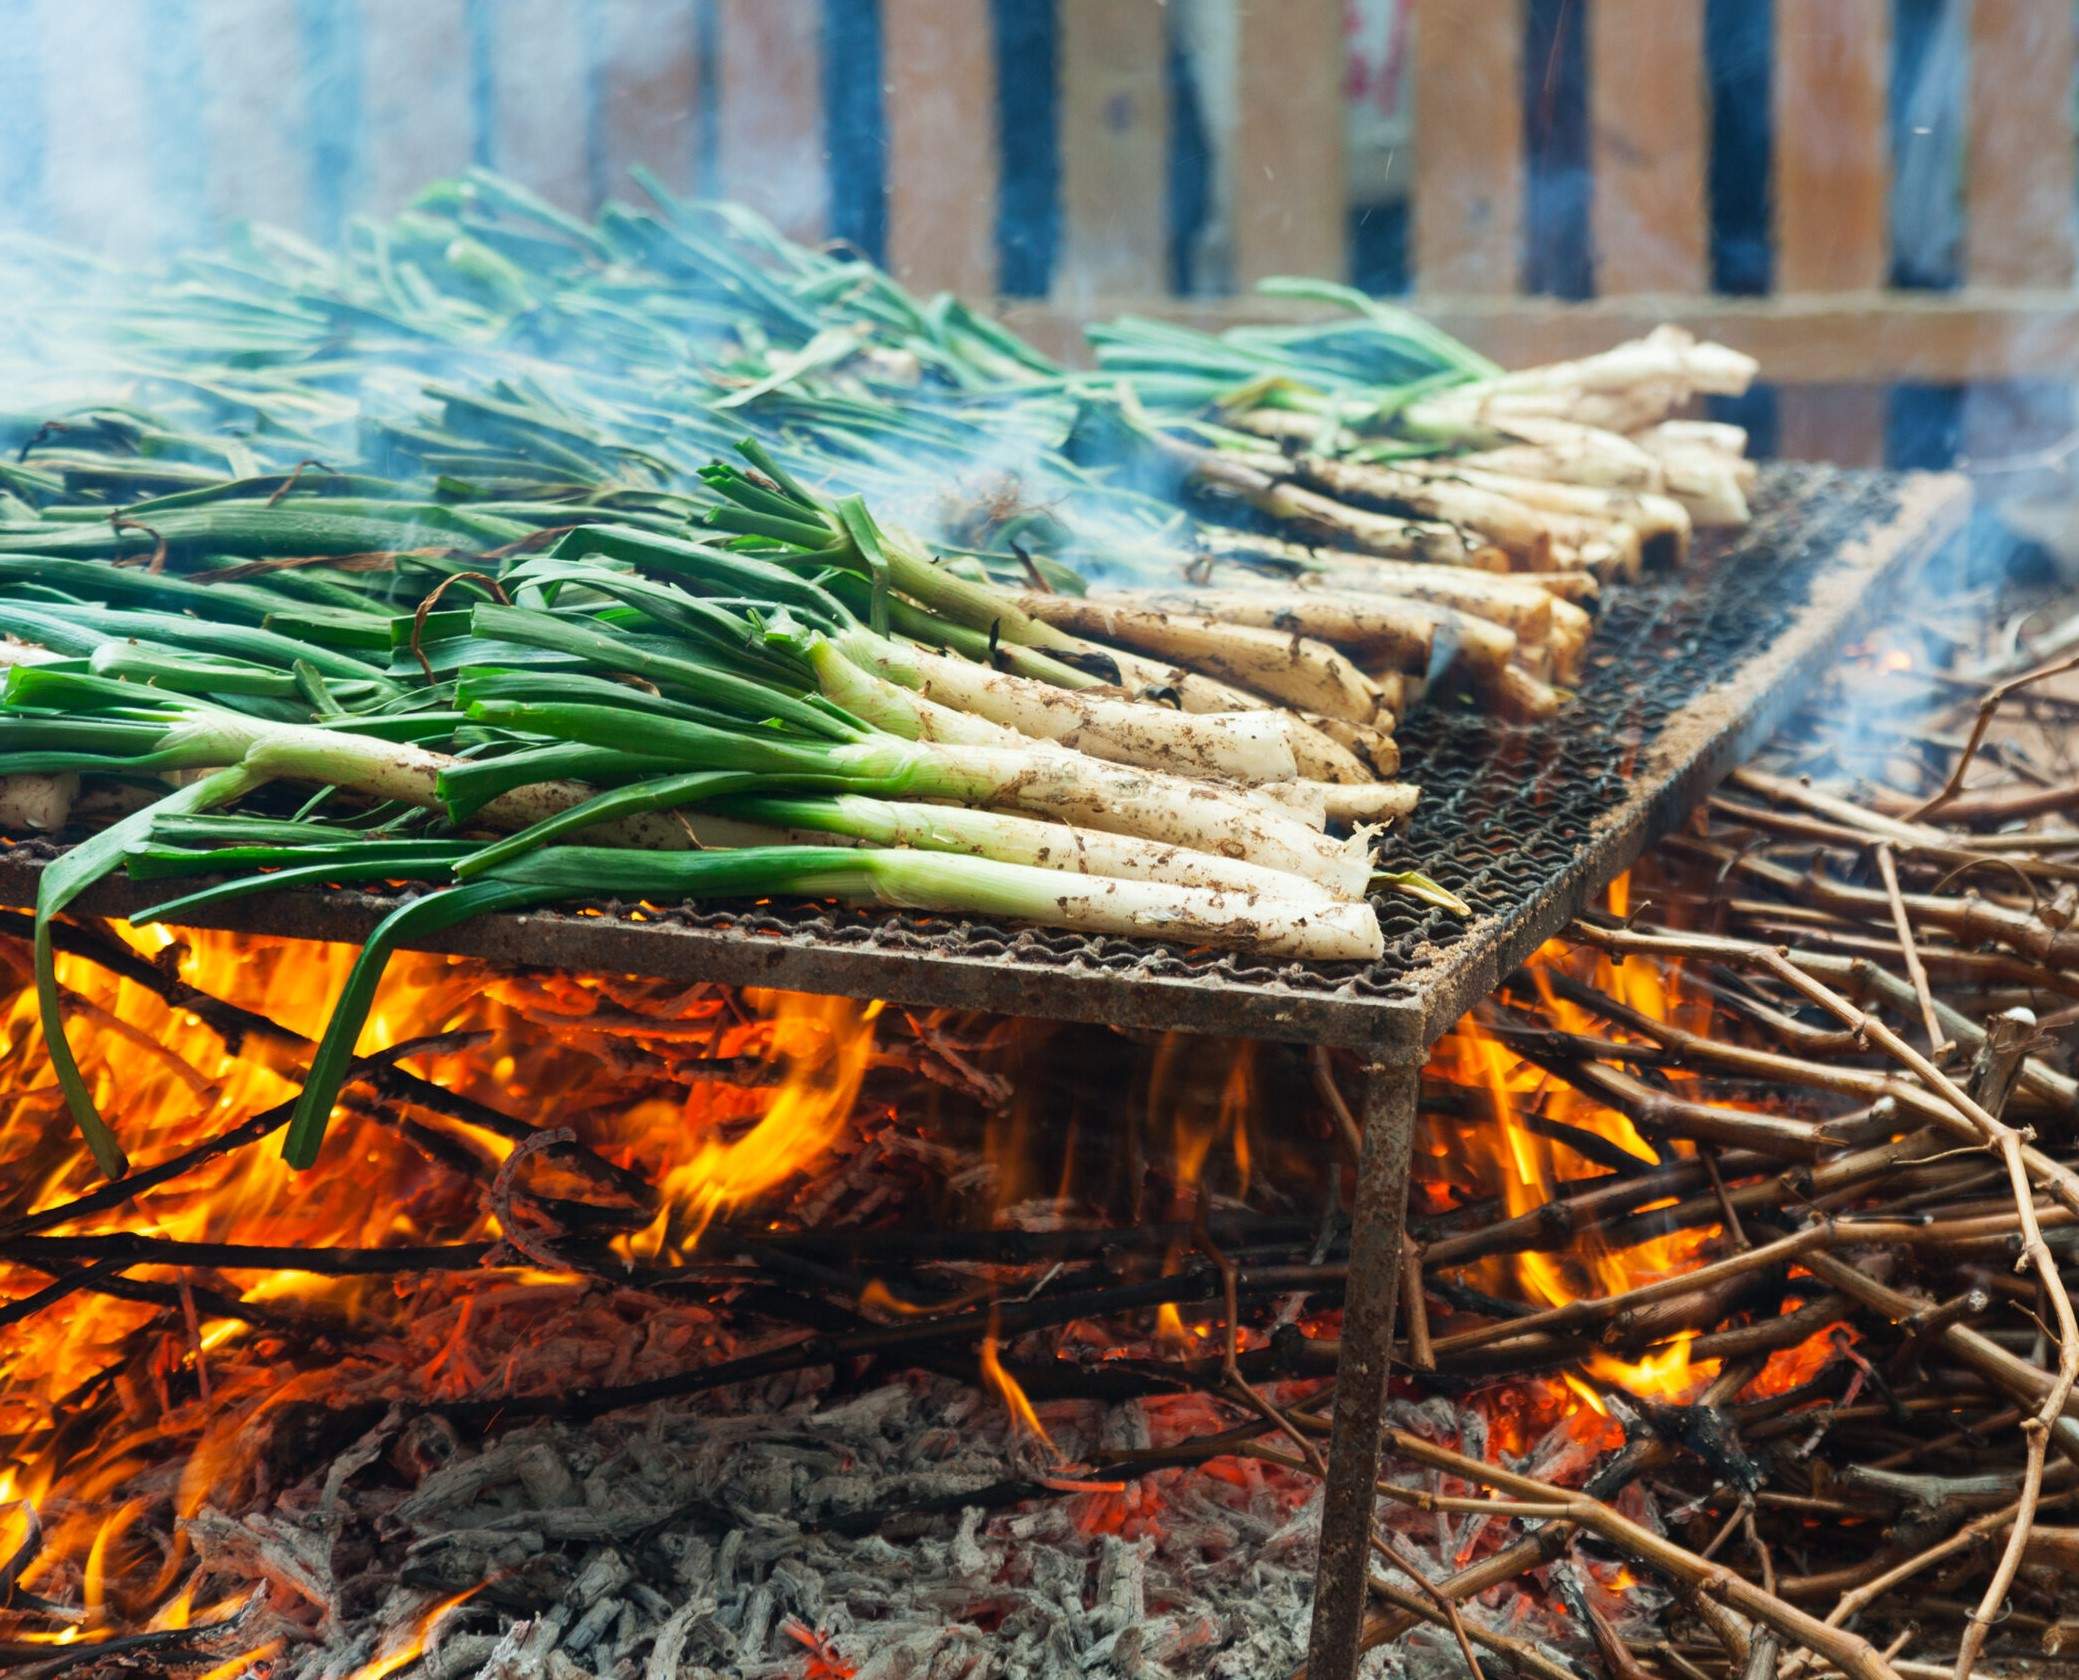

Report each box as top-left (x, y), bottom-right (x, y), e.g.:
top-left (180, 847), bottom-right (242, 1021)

top-left (0, 168), bottom-right (1761, 1174)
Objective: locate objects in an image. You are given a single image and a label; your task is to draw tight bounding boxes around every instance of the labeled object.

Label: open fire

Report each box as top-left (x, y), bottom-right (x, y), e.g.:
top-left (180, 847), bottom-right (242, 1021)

top-left (1427, 889), bottom-right (1848, 1431)
top-left (0, 862), bottom-right (1863, 1679)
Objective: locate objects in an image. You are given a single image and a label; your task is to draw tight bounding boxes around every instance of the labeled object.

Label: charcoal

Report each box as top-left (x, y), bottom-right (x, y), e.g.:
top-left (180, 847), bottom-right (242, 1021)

top-left (398, 1442), bottom-right (538, 1525)
top-left (568, 1549), bottom-right (634, 1610)
top-left (426, 1632), bottom-right (503, 1680)
top-left (561, 1595), bottom-right (621, 1655)
top-left (184, 1506), bottom-right (337, 1622)
top-left (517, 1443), bottom-right (582, 1510)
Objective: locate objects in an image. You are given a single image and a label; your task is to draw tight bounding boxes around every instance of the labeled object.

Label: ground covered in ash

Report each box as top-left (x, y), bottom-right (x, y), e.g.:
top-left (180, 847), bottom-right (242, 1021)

top-left (237, 1372), bottom-right (1320, 1679)
top-left (211, 1366), bottom-right (1581, 1680)
top-left (191, 1363), bottom-right (1654, 1680)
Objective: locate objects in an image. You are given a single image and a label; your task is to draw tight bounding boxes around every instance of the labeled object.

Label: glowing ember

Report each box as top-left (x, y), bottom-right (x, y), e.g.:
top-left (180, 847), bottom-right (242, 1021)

top-left (782, 1617), bottom-right (859, 1680)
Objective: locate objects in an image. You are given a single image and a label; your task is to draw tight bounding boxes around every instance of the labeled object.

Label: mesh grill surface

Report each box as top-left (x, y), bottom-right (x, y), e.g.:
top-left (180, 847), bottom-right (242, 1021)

top-left (2, 464), bottom-right (1910, 1031)
top-left (595, 464), bottom-right (1902, 1000)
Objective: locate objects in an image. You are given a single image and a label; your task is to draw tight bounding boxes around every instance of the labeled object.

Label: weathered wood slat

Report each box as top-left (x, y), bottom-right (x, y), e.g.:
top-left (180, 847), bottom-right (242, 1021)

top-left (713, 0), bottom-right (829, 239)
top-left (1412, 0), bottom-right (1524, 294)
top-left (1057, 0), bottom-right (1170, 296)
top-left (1232, 0), bottom-right (1346, 286)
top-left (1589, 0), bottom-right (1708, 294)
top-left (595, 0), bottom-right (702, 198)
top-left (359, 0), bottom-right (473, 216)
top-left (487, 0), bottom-right (595, 213)
top-left (882, 0), bottom-right (999, 295)
top-left (196, 0), bottom-right (312, 235)
top-left (1775, 385), bottom-right (1888, 468)
top-left (1774, 0), bottom-right (1892, 466)
top-left (1773, 0), bottom-right (1890, 293)
top-left (1966, 0), bottom-right (2079, 287)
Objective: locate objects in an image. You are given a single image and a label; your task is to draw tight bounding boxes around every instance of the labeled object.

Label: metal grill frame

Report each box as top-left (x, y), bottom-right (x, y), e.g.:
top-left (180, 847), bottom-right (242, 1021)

top-left (0, 464), bottom-right (1972, 1680)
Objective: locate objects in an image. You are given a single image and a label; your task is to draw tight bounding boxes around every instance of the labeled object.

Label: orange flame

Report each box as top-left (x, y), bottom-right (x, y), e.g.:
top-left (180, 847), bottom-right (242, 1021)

top-left (194, 1638), bottom-right (283, 1680)
top-left (342, 1584), bottom-right (480, 1680)
top-left (0, 922), bottom-right (886, 1634)
top-left (1426, 873), bottom-right (1717, 1409)
top-left (980, 1305), bottom-right (1058, 1457)
top-left (641, 991), bottom-right (882, 1254)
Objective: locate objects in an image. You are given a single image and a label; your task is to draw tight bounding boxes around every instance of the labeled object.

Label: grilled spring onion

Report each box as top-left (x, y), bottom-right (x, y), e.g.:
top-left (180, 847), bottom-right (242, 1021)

top-left (455, 777), bottom-right (1344, 904)
top-left (529, 519), bottom-right (1313, 786)
top-left (0, 668), bottom-right (707, 849)
top-left (824, 629), bottom-right (1301, 783)
top-left (462, 698), bottom-right (1377, 898)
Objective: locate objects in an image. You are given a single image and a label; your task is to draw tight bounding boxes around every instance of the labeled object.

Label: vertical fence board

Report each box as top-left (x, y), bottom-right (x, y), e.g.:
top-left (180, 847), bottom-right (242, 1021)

top-left (360, 0), bottom-right (472, 216)
top-left (596, 0), bottom-right (701, 199)
top-left (1232, 0), bottom-right (1346, 286)
top-left (1966, 0), bottom-right (2079, 287)
top-left (1056, 0), bottom-right (1169, 297)
top-left (1589, 0), bottom-right (1708, 294)
top-left (488, 0), bottom-right (595, 211)
top-left (714, 0), bottom-right (829, 239)
top-left (1773, 0), bottom-right (1889, 293)
top-left (882, 0), bottom-right (998, 295)
top-left (35, 0), bottom-right (160, 250)
top-left (1413, 0), bottom-right (1524, 293)
top-left (196, 0), bottom-right (311, 235)
top-left (1776, 385), bottom-right (1889, 468)
top-left (1774, 0), bottom-right (1889, 463)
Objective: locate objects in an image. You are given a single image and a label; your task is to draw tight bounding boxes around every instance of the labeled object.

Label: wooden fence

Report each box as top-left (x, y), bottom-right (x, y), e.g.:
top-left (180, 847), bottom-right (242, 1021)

top-left (9, 0), bottom-right (2078, 467)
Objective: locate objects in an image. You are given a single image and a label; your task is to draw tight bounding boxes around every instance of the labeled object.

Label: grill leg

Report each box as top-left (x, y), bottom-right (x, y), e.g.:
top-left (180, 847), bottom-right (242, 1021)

top-left (1304, 1059), bottom-right (1418, 1680)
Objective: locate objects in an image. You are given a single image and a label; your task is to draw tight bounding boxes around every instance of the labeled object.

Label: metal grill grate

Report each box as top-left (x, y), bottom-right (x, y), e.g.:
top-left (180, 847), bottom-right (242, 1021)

top-left (0, 465), bottom-right (1968, 1056)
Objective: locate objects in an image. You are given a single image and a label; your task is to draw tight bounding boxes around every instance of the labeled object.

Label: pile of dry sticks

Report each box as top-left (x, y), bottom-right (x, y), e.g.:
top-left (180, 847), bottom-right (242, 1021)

top-left (1357, 570), bottom-right (2079, 1680)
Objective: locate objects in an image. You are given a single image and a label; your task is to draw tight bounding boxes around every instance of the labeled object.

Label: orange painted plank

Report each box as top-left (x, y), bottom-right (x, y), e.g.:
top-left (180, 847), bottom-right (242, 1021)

top-left (196, 0), bottom-right (312, 234)
top-left (1773, 0), bottom-right (1889, 293)
top-left (595, 0), bottom-right (701, 198)
top-left (713, 0), bottom-right (829, 240)
top-left (1589, 0), bottom-right (1707, 294)
top-left (487, 0), bottom-right (596, 213)
top-left (359, 0), bottom-right (473, 216)
top-left (34, 0), bottom-right (160, 250)
top-left (1777, 386), bottom-right (1888, 468)
top-left (881, 0), bottom-right (999, 295)
top-left (1413, 0), bottom-right (1524, 294)
top-left (1056, 0), bottom-right (1170, 296)
top-left (1966, 0), bottom-right (2079, 287)
top-left (1232, 0), bottom-right (1347, 286)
